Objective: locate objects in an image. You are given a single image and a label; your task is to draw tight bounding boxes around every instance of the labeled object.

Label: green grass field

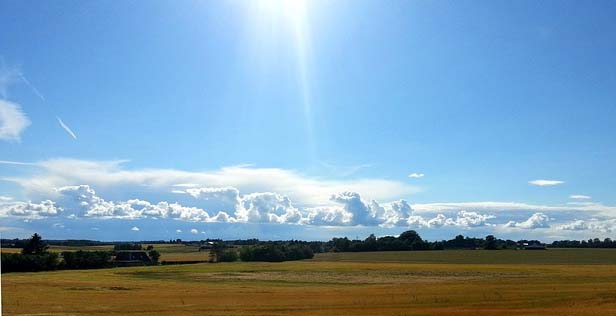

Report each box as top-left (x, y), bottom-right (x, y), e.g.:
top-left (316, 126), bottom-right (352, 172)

top-left (3, 249), bottom-right (616, 315)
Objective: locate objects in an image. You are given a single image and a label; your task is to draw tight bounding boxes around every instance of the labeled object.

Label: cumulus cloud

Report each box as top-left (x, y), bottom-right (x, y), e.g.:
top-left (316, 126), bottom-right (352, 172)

top-left (407, 211), bottom-right (494, 228)
top-left (6, 183), bottom-right (596, 234)
top-left (375, 200), bottom-right (413, 227)
top-left (330, 192), bottom-right (380, 226)
top-left (131, 226), bottom-right (140, 231)
top-left (176, 229), bottom-right (182, 233)
top-left (450, 210), bottom-right (495, 227)
top-left (238, 192), bottom-right (302, 224)
top-left (408, 173), bottom-right (424, 179)
top-left (0, 200), bottom-right (60, 219)
top-left (504, 213), bottom-right (550, 229)
top-left (55, 184), bottom-right (232, 222)
top-left (560, 219), bottom-right (616, 233)
top-left (569, 194), bottom-right (591, 200)
top-left (529, 179), bottom-right (564, 186)
top-left (190, 228), bottom-right (198, 234)
top-left (0, 99), bottom-right (30, 141)
top-left (185, 187), bottom-right (240, 210)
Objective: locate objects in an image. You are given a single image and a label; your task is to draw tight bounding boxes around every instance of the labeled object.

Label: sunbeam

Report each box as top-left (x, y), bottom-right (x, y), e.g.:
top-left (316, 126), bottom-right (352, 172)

top-left (249, 0), bottom-right (317, 161)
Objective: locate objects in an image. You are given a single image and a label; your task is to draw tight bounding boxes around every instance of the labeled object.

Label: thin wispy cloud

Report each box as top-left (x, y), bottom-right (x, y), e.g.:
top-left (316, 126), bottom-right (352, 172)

top-left (0, 59), bottom-right (44, 101)
top-left (56, 116), bottom-right (77, 139)
top-left (570, 194), bottom-right (591, 200)
top-left (408, 173), bottom-right (424, 179)
top-left (319, 161), bottom-right (372, 177)
top-left (529, 179), bottom-right (564, 186)
top-left (0, 58), bottom-right (20, 99)
top-left (19, 73), bottom-right (45, 101)
top-left (0, 60), bottom-right (33, 141)
top-left (0, 160), bottom-right (36, 166)
top-left (0, 99), bottom-right (31, 141)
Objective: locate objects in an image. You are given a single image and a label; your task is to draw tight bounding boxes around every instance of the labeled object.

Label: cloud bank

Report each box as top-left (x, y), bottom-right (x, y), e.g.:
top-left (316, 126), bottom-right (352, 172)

top-left (2, 159), bottom-right (616, 239)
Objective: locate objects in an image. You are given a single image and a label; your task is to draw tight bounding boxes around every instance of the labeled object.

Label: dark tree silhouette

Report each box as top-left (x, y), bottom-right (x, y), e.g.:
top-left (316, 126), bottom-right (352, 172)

top-left (484, 235), bottom-right (497, 250)
top-left (21, 233), bottom-right (48, 255)
top-left (148, 250), bottom-right (161, 263)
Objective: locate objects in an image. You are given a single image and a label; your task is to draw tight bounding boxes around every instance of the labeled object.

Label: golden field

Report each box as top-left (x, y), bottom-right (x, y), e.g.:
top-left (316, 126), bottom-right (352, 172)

top-left (3, 249), bottom-right (616, 315)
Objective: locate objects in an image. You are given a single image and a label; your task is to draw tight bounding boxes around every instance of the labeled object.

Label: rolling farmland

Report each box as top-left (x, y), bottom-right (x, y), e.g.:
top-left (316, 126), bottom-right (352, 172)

top-left (3, 249), bottom-right (616, 315)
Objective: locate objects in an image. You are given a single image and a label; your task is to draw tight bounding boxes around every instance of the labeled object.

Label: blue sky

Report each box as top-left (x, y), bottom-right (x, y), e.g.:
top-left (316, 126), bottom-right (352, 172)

top-left (1, 1), bottom-right (616, 241)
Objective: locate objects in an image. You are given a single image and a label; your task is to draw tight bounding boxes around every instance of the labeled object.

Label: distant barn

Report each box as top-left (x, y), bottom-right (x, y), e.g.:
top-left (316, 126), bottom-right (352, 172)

top-left (113, 250), bottom-right (153, 267)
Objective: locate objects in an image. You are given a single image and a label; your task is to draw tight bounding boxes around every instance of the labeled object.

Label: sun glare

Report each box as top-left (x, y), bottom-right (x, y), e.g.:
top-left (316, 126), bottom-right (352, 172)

top-left (251, 0), bottom-right (316, 161)
top-left (256, 0), bottom-right (308, 22)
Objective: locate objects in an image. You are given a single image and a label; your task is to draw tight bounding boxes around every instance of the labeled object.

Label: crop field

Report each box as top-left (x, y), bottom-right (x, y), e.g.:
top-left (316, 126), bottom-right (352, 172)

top-left (3, 249), bottom-right (616, 316)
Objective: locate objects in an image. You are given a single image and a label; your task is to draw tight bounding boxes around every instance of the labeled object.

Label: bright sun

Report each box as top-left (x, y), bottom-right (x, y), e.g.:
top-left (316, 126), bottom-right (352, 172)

top-left (255, 0), bottom-right (308, 22)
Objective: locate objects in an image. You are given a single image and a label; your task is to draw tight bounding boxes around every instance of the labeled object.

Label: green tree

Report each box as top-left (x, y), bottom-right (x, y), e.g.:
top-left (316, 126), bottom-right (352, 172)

top-left (484, 235), bottom-right (497, 250)
top-left (209, 242), bottom-right (226, 262)
top-left (21, 233), bottom-right (48, 255)
top-left (398, 230), bottom-right (422, 244)
top-left (148, 250), bottom-right (161, 263)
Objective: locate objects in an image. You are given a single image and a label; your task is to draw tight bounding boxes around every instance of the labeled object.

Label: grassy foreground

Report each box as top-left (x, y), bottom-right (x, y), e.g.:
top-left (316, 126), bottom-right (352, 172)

top-left (3, 249), bottom-right (616, 315)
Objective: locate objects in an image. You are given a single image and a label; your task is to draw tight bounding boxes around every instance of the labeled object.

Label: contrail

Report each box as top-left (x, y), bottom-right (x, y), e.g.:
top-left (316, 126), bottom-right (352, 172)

top-left (0, 160), bottom-right (36, 166)
top-left (19, 73), bottom-right (46, 102)
top-left (57, 116), bottom-right (77, 139)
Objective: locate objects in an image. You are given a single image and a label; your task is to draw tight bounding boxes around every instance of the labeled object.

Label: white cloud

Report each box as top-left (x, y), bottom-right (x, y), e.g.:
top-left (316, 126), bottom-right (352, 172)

top-left (406, 211), bottom-right (494, 228)
top-left (7, 159), bottom-right (419, 207)
top-left (238, 192), bottom-right (302, 224)
top-left (560, 219), bottom-right (616, 233)
top-left (504, 213), bottom-right (550, 229)
top-left (0, 99), bottom-right (30, 141)
top-left (56, 117), bottom-right (77, 140)
top-left (529, 179), bottom-right (564, 186)
top-left (330, 191), bottom-right (379, 226)
top-left (131, 226), bottom-right (140, 231)
top-left (408, 173), bottom-right (424, 179)
top-left (569, 194), bottom-right (591, 200)
top-left (375, 200), bottom-right (413, 227)
top-left (55, 184), bottom-right (231, 222)
top-left (173, 183), bottom-right (200, 188)
top-left (0, 60), bottom-right (21, 98)
top-left (0, 200), bottom-right (60, 219)
top-left (0, 61), bottom-right (44, 101)
top-left (412, 201), bottom-right (616, 217)
top-left (176, 229), bottom-right (182, 233)
top-left (186, 187), bottom-right (240, 208)
top-left (0, 196), bottom-right (13, 201)
top-left (190, 228), bottom-right (198, 234)
top-left (449, 210), bottom-right (495, 227)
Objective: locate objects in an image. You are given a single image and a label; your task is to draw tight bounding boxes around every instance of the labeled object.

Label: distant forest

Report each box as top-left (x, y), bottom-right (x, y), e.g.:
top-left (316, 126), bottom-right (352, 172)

top-left (3, 231), bottom-right (615, 251)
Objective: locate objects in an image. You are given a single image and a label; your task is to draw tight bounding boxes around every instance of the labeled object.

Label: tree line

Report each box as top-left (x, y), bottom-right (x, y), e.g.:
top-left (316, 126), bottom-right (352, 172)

top-left (551, 238), bottom-right (615, 248)
top-left (1, 234), bottom-right (161, 273)
top-left (5, 234), bottom-right (613, 251)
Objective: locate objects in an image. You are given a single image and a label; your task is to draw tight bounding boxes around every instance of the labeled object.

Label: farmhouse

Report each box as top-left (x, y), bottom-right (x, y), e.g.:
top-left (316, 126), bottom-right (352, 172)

top-left (199, 241), bottom-right (216, 251)
top-left (113, 250), bottom-right (153, 267)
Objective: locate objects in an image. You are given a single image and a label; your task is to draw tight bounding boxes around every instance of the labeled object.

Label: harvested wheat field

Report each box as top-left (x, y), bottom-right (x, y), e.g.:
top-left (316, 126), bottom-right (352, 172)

top-left (3, 249), bottom-right (616, 316)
